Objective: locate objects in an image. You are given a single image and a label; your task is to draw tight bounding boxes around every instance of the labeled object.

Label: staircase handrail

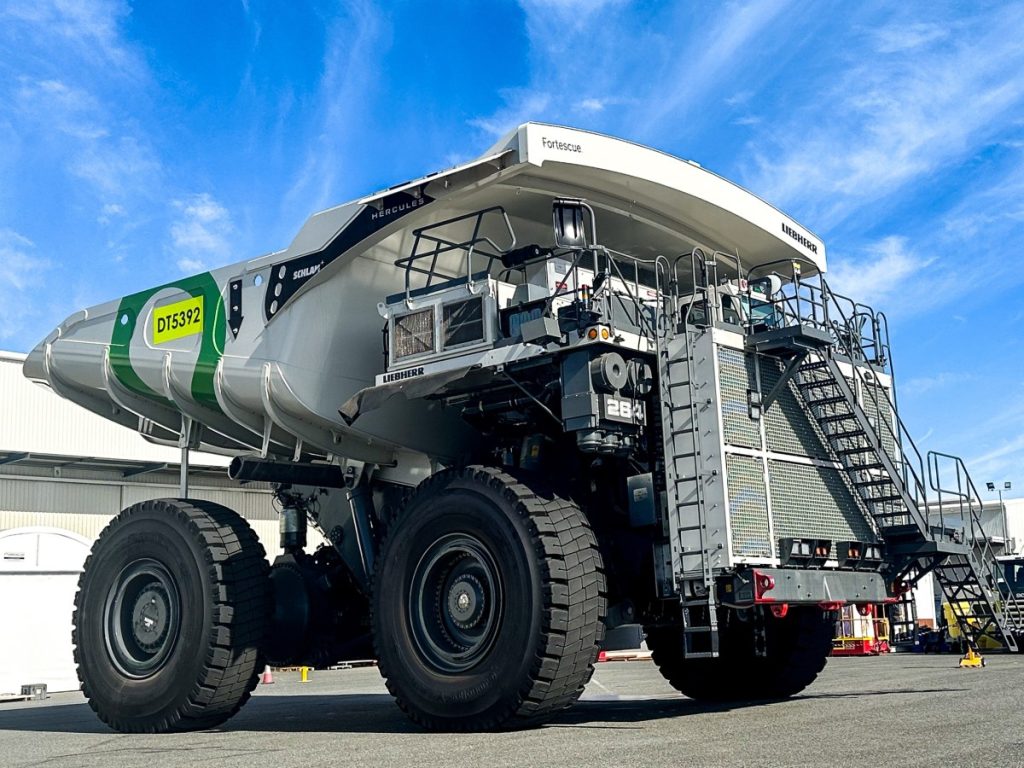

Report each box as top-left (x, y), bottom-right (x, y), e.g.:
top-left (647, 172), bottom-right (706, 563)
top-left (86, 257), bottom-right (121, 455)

top-left (927, 451), bottom-right (1004, 557)
top-left (818, 281), bottom-right (931, 518)
top-left (928, 450), bottom-right (1024, 634)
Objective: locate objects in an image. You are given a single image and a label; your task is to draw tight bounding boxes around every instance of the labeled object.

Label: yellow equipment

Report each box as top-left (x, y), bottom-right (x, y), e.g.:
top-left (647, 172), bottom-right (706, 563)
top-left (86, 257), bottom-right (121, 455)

top-left (958, 647), bottom-right (986, 669)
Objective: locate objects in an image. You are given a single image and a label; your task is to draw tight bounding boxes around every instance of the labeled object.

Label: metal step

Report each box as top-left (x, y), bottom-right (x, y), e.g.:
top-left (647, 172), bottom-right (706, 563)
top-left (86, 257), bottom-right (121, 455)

top-left (798, 361), bottom-right (829, 372)
top-left (834, 445), bottom-right (874, 456)
top-left (805, 395), bottom-right (849, 407)
top-left (848, 462), bottom-right (885, 471)
top-left (827, 429), bottom-right (867, 440)
top-left (817, 412), bottom-right (856, 424)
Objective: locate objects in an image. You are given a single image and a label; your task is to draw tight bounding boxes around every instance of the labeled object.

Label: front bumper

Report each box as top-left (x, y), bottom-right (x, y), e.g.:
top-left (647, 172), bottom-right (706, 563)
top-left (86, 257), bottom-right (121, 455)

top-left (723, 567), bottom-right (889, 608)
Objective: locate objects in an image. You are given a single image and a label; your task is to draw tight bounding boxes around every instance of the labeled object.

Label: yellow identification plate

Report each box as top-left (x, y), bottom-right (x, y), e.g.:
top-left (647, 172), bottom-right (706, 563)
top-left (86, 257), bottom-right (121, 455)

top-left (152, 296), bottom-right (204, 345)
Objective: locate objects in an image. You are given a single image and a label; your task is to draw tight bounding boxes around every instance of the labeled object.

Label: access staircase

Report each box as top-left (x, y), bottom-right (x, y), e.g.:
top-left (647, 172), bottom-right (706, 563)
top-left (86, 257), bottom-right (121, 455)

top-left (757, 286), bottom-right (1021, 652)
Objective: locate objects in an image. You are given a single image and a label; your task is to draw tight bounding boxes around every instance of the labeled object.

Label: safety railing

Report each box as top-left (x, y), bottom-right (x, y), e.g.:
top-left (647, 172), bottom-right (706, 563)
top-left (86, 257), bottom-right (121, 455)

top-left (393, 204), bottom-right (668, 346)
top-left (730, 260), bottom-right (935, 532)
top-left (928, 451), bottom-right (1024, 631)
top-left (395, 206), bottom-right (516, 301)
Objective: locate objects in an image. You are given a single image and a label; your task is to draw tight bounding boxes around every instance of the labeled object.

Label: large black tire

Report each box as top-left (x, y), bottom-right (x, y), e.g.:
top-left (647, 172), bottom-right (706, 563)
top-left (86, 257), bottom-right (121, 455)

top-left (373, 466), bottom-right (606, 731)
top-left (73, 498), bottom-right (270, 733)
top-left (648, 607), bottom-right (834, 702)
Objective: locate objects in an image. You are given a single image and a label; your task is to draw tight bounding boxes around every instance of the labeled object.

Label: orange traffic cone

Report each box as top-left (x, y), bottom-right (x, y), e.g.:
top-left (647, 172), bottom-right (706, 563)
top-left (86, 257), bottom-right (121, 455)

top-left (261, 665), bottom-right (274, 684)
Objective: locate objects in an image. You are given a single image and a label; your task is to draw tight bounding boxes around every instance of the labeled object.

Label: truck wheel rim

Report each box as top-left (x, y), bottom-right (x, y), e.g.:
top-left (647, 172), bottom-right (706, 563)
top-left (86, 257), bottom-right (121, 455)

top-left (103, 559), bottom-right (181, 678)
top-left (408, 533), bottom-right (503, 673)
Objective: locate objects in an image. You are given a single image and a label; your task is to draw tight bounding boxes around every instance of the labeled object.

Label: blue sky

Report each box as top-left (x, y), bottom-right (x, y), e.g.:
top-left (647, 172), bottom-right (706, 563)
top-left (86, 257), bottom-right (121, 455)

top-left (0, 0), bottom-right (1021, 497)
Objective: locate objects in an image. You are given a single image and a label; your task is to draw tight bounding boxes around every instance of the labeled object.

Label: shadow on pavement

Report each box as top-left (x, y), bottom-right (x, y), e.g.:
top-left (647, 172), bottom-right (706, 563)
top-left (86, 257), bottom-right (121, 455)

top-left (0, 683), bottom-right (967, 735)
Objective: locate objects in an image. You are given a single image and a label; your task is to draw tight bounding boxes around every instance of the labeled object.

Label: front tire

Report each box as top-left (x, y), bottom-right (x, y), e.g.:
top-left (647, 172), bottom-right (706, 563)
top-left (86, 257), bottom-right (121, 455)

top-left (373, 466), bottom-right (606, 730)
top-left (73, 499), bottom-right (270, 733)
top-left (648, 606), bottom-right (835, 702)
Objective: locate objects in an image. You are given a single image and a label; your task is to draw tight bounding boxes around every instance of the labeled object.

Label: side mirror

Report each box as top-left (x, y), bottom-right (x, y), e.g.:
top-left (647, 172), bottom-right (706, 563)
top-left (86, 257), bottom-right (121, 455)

top-left (552, 199), bottom-right (589, 249)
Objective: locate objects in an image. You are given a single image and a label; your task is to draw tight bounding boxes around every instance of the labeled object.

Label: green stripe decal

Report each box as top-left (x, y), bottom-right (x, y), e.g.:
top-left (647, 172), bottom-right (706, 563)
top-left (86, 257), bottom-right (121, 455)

top-left (109, 272), bottom-right (226, 409)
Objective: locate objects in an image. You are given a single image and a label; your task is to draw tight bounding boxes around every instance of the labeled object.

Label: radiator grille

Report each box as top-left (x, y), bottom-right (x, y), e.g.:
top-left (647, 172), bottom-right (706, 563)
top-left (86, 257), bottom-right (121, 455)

top-left (718, 347), bottom-right (761, 449)
top-left (726, 453), bottom-right (771, 558)
top-left (768, 459), bottom-right (877, 556)
top-left (760, 358), bottom-right (831, 459)
top-left (860, 378), bottom-right (897, 458)
top-left (393, 307), bottom-right (435, 359)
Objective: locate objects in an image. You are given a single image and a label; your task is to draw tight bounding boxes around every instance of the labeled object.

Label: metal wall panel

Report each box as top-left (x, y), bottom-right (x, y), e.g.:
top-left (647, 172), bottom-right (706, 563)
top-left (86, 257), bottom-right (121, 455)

top-left (717, 348), bottom-right (760, 449)
top-left (760, 358), bottom-right (831, 459)
top-left (0, 510), bottom-right (114, 541)
top-left (0, 511), bottom-right (324, 562)
top-left (726, 454), bottom-right (771, 558)
top-left (768, 459), bottom-right (877, 554)
top-left (0, 478), bottom-right (121, 516)
top-left (120, 485), bottom-right (276, 520)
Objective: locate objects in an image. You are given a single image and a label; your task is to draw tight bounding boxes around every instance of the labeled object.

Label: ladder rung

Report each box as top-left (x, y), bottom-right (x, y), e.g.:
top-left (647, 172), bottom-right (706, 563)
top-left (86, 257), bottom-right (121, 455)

top-left (854, 478), bottom-right (894, 487)
top-left (848, 462), bottom-right (885, 471)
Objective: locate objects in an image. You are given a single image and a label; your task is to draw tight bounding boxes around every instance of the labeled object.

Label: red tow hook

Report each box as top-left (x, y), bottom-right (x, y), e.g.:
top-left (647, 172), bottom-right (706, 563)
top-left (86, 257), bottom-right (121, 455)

top-left (770, 603), bottom-right (789, 618)
top-left (753, 570), bottom-right (776, 601)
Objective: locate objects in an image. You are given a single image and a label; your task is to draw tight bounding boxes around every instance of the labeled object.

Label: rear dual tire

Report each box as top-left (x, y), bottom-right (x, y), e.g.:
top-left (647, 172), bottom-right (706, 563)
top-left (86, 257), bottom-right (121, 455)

top-left (648, 606), bottom-right (835, 702)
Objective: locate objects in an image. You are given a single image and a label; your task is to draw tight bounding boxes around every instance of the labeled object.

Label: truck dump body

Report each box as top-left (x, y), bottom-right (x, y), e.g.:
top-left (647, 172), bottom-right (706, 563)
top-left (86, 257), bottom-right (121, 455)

top-left (24, 123), bottom-right (1022, 733)
top-left (24, 124), bottom-right (823, 474)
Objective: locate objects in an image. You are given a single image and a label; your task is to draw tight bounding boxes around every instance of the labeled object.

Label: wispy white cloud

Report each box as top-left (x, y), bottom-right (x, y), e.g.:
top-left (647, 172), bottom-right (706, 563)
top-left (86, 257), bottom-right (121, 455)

top-left (826, 236), bottom-right (930, 309)
top-left (469, 89), bottom-right (552, 138)
top-left (170, 193), bottom-right (234, 272)
top-left (3, 6), bottom-right (161, 214)
top-left (900, 371), bottom-right (975, 398)
top-left (283, 0), bottom-right (384, 218)
top-left (634, 0), bottom-right (794, 139)
top-left (0, 230), bottom-right (51, 340)
top-left (471, 1), bottom-right (799, 144)
top-left (742, 6), bottom-right (1024, 230)
top-left (962, 396), bottom-right (1024, 488)
top-left (872, 22), bottom-right (950, 54)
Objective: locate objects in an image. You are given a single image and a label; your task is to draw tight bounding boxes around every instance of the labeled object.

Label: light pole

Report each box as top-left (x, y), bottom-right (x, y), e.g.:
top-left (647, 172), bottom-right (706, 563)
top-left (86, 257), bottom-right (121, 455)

top-left (986, 481), bottom-right (1013, 544)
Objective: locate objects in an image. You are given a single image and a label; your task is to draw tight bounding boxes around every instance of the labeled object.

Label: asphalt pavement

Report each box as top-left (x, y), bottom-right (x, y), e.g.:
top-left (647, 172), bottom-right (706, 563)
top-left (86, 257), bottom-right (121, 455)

top-left (1, 654), bottom-right (1022, 768)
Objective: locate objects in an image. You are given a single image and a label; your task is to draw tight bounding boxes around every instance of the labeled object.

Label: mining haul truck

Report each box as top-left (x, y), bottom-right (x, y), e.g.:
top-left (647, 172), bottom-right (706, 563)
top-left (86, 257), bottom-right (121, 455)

top-left (23, 123), bottom-right (1022, 732)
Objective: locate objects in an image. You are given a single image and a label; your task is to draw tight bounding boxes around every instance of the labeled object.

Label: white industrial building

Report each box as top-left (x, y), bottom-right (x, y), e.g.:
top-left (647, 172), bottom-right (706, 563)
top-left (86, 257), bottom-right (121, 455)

top-left (0, 350), bottom-right (284, 696)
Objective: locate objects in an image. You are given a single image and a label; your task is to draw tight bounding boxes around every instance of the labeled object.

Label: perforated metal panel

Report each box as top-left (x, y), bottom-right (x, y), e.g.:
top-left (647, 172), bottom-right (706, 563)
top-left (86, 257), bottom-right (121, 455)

top-left (861, 378), bottom-right (897, 458)
top-left (760, 358), bottom-right (831, 459)
top-left (768, 459), bottom-right (877, 555)
top-left (717, 347), bottom-right (760, 449)
top-left (726, 453), bottom-right (771, 558)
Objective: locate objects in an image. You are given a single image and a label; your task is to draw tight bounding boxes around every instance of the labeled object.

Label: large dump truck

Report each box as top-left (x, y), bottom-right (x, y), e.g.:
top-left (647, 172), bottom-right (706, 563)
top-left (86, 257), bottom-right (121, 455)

top-left (23, 123), bottom-right (1022, 732)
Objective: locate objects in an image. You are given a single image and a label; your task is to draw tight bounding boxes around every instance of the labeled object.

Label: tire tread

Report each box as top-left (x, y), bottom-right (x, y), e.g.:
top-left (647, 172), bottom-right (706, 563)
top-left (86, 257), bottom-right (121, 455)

top-left (73, 498), bottom-right (269, 733)
top-left (374, 465), bottom-right (606, 731)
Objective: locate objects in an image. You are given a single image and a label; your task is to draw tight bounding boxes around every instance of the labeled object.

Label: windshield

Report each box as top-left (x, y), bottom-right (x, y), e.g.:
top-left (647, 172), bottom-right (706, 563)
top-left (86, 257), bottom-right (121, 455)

top-left (740, 296), bottom-right (782, 329)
